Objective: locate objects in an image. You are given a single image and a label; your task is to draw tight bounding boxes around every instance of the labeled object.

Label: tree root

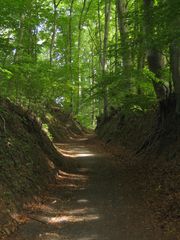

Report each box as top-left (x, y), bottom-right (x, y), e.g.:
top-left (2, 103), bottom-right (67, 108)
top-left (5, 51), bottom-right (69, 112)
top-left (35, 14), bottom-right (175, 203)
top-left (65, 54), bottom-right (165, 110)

top-left (0, 114), bottom-right (6, 133)
top-left (136, 128), bottom-right (162, 155)
top-left (26, 215), bottom-right (48, 226)
top-left (25, 214), bottom-right (69, 231)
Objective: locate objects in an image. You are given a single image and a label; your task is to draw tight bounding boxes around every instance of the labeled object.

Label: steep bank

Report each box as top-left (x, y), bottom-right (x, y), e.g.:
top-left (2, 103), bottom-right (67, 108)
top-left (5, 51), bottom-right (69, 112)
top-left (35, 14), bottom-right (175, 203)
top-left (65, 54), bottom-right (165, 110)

top-left (43, 107), bottom-right (85, 143)
top-left (96, 107), bottom-right (180, 238)
top-left (0, 98), bottom-right (84, 238)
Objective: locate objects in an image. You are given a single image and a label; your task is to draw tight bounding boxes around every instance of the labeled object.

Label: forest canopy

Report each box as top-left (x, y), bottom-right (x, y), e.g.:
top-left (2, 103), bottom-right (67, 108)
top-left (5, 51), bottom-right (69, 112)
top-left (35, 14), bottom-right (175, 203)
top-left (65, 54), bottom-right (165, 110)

top-left (0, 0), bottom-right (179, 127)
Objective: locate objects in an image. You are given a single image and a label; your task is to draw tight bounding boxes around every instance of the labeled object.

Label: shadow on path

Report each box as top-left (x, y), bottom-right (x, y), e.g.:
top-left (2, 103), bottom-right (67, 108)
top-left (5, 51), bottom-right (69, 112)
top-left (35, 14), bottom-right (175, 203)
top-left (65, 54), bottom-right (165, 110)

top-left (7, 135), bottom-right (163, 240)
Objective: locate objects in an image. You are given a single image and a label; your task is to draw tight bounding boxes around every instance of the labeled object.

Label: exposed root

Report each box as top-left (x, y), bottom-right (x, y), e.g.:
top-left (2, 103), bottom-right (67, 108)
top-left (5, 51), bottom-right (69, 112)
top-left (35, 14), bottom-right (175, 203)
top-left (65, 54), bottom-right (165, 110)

top-left (0, 114), bottom-right (6, 133)
top-left (25, 215), bottom-right (49, 226)
top-left (136, 128), bottom-right (162, 154)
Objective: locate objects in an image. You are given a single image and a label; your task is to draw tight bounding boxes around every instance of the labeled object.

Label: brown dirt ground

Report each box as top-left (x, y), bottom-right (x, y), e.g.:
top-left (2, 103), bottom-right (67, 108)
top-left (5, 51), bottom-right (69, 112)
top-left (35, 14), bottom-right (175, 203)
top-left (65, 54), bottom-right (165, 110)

top-left (96, 109), bottom-right (180, 238)
top-left (4, 135), bottom-right (173, 240)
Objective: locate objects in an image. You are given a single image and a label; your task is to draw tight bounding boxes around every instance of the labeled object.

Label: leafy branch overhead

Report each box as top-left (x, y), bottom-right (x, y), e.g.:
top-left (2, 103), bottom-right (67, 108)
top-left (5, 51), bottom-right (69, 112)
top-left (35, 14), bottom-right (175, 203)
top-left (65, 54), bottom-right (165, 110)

top-left (0, 0), bottom-right (179, 126)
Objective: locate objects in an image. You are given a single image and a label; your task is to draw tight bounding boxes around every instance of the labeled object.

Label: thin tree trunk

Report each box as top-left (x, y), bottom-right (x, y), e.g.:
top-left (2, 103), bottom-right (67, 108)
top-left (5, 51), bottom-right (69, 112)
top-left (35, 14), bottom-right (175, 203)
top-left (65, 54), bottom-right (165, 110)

top-left (50, 0), bottom-right (62, 65)
top-left (134, 0), bottom-right (145, 72)
top-left (68, 0), bottom-right (74, 112)
top-left (97, 0), bottom-right (103, 115)
top-left (91, 44), bottom-right (96, 126)
top-left (97, 0), bottom-right (103, 68)
top-left (102, 0), bottom-right (111, 117)
top-left (33, 28), bottom-right (38, 62)
top-left (77, 0), bottom-right (87, 114)
top-left (2, 32), bottom-right (11, 67)
top-left (115, 10), bottom-right (119, 72)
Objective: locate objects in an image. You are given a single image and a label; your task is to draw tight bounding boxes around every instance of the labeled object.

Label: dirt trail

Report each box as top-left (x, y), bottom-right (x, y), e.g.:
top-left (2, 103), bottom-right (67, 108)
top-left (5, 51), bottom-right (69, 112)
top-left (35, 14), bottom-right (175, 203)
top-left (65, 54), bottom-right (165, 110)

top-left (6, 135), bottom-right (163, 240)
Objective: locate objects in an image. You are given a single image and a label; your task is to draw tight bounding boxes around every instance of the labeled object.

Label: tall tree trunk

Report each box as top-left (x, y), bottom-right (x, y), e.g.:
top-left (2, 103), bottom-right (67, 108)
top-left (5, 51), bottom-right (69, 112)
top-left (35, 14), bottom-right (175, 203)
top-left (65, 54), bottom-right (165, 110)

top-left (68, 0), bottom-right (74, 112)
top-left (143, 0), bottom-right (166, 101)
top-left (2, 32), bottom-right (11, 67)
top-left (134, 0), bottom-right (145, 73)
top-left (116, 1), bottom-right (131, 70)
top-left (170, 41), bottom-right (180, 114)
top-left (97, 0), bottom-right (103, 70)
top-left (50, 0), bottom-right (62, 65)
top-left (77, 0), bottom-right (87, 114)
top-left (91, 44), bottom-right (96, 126)
top-left (115, 10), bottom-right (119, 72)
top-left (102, 0), bottom-right (111, 117)
top-left (14, 13), bottom-right (25, 63)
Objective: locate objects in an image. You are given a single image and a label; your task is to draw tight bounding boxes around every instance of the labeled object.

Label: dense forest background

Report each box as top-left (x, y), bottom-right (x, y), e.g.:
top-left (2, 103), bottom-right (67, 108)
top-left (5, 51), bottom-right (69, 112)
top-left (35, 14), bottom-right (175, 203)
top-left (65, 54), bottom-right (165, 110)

top-left (0, 0), bottom-right (179, 127)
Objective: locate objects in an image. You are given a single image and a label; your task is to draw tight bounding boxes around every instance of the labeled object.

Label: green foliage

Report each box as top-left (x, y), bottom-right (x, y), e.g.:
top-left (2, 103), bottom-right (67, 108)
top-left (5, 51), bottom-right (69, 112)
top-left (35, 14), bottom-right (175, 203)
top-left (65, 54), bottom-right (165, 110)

top-left (0, 67), bottom-right (12, 79)
top-left (0, 67), bottom-right (13, 97)
top-left (0, 0), bottom-right (178, 127)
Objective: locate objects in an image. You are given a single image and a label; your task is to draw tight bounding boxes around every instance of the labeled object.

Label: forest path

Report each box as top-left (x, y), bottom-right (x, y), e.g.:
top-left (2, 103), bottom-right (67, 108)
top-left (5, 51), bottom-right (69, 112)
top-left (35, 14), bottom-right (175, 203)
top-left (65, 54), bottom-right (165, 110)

top-left (7, 135), bottom-right (162, 240)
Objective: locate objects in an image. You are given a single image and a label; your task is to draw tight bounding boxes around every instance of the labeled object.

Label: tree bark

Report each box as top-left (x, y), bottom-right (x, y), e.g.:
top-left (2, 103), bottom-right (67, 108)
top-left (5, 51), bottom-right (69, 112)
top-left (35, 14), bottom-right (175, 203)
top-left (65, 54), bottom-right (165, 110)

top-left (116, 1), bottom-right (131, 68)
top-left (143, 0), bottom-right (166, 101)
top-left (77, 0), bottom-right (87, 114)
top-left (68, 0), bottom-right (74, 112)
top-left (116, 0), bottom-right (132, 89)
top-left (50, 0), bottom-right (62, 65)
top-left (97, 0), bottom-right (103, 69)
top-left (14, 13), bottom-right (25, 63)
top-left (91, 44), bottom-right (96, 126)
top-left (115, 10), bottom-right (119, 72)
top-left (102, 0), bottom-right (111, 117)
top-left (170, 41), bottom-right (180, 114)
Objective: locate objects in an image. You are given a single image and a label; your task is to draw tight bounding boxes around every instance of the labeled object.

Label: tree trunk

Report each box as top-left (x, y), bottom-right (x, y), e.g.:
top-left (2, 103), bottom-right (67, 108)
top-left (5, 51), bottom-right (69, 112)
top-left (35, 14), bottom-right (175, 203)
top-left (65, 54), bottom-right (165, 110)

top-left (97, 0), bottom-right (103, 69)
top-left (50, 0), bottom-right (61, 65)
top-left (170, 41), bottom-right (180, 114)
top-left (14, 13), bottom-right (25, 63)
top-left (116, 1), bottom-right (130, 68)
top-left (77, 0), bottom-right (87, 114)
top-left (116, 0), bottom-right (132, 89)
top-left (115, 10), bottom-right (119, 72)
top-left (68, 0), bottom-right (74, 113)
top-left (102, 0), bottom-right (111, 117)
top-left (143, 0), bottom-right (172, 127)
top-left (143, 0), bottom-right (166, 101)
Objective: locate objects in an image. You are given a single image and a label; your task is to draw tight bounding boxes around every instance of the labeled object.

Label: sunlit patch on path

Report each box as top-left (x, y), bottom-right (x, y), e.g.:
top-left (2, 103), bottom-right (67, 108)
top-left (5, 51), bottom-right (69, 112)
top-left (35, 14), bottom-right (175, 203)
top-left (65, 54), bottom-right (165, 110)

top-left (56, 143), bottom-right (96, 158)
top-left (7, 136), bottom-right (162, 240)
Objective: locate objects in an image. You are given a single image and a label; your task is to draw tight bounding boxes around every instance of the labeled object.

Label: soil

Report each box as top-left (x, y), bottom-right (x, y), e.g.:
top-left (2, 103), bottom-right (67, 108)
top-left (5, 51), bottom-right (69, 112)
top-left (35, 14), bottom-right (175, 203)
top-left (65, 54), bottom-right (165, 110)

top-left (1, 99), bottom-right (179, 239)
top-left (96, 109), bottom-right (180, 238)
top-left (0, 98), bottom-right (61, 238)
top-left (0, 99), bottom-right (88, 238)
top-left (5, 135), bottom-right (168, 240)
